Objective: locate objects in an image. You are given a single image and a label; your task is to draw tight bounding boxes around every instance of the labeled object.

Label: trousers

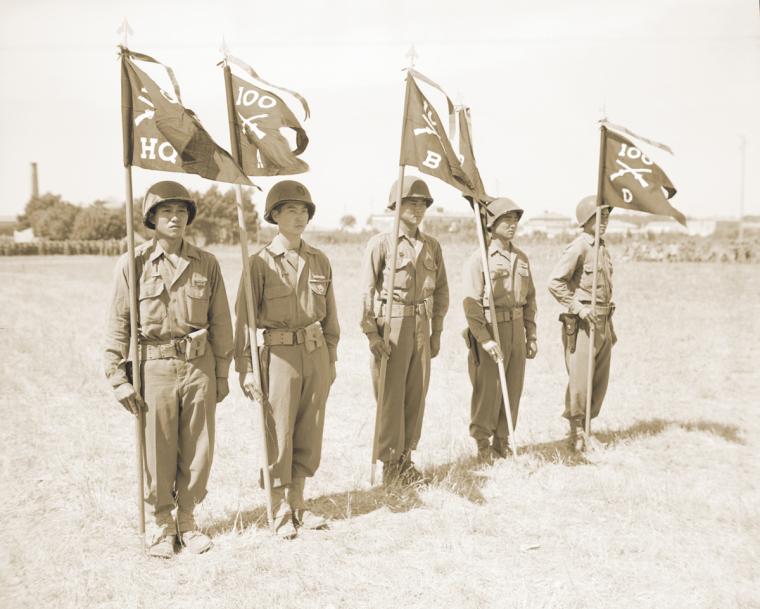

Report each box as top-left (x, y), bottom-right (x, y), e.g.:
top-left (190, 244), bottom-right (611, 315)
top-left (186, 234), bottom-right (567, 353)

top-left (468, 319), bottom-right (526, 442)
top-left (371, 313), bottom-right (431, 463)
top-left (140, 347), bottom-right (216, 533)
top-left (261, 341), bottom-right (331, 488)
top-left (563, 317), bottom-right (614, 420)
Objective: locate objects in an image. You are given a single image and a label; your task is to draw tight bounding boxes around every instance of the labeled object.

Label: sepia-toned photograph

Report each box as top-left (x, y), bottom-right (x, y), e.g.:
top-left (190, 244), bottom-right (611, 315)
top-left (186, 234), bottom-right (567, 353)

top-left (1, 1), bottom-right (758, 608)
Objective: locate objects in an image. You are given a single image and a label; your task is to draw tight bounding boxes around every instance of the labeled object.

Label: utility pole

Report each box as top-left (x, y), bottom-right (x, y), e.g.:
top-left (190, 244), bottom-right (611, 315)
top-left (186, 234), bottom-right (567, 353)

top-left (31, 162), bottom-right (39, 199)
top-left (738, 135), bottom-right (746, 242)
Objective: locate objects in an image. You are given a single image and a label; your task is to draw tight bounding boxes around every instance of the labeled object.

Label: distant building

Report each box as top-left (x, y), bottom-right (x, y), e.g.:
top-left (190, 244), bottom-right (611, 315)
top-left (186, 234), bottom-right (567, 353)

top-left (645, 220), bottom-right (688, 235)
top-left (521, 212), bottom-right (574, 238)
top-left (0, 215), bottom-right (16, 237)
top-left (13, 227), bottom-right (36, 243)
top-left (606, 218), bottom-right (640, 235)
top-left (366, 206), bottom-right (473, 234)
top-left (686, 219), bottom-right (717, 237)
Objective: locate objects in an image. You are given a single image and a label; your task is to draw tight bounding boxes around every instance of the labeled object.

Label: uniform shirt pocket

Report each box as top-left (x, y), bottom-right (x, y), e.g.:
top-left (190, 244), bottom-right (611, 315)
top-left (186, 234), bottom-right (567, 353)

top-left (308, 273), bottom-right (330, 318)
top-left (421, 255), bottom-right (438, 294)
top-left (263, 283), bottom-right (293, 323)
top-left (139, 280), bottom-right (165, 327)
top-left (185, 278), bottom-right (210, 327)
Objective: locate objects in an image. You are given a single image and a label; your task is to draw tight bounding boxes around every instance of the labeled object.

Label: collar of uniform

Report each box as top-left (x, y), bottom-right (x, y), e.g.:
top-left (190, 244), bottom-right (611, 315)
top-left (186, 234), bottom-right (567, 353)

top-left (488, 239), bottom-right (512, 259)
top-left (581, 232), bottom-right (605, 247)
top-left (390, 229), bottom-right (422, 248)
top-left (267, 234), bottom-right (314, 257)
top-left (149, 238), bottom-right (199, 262)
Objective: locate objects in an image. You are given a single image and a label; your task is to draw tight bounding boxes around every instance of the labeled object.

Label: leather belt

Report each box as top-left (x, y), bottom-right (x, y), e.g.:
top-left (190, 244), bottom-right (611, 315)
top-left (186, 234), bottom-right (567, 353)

top-left (484, 307), bottom-right (524, 323)
top-left (262, 321), bottom-right (323, 347)
top-left (139, 340), bottom-right (188, 361)
top-left (378, 299), bottom-right (430, 318)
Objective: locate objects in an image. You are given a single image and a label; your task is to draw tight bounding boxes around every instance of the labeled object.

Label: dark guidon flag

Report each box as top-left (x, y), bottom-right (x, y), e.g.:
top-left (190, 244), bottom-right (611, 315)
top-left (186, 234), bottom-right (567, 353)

top-left (121, 49), bottom-right (251, 186)
top-left (602, 125), bottom-right (685, 225)
top-left (399, 73), bottom-right (472, 193)
top-left (229, 72), bottom-right (309, 176)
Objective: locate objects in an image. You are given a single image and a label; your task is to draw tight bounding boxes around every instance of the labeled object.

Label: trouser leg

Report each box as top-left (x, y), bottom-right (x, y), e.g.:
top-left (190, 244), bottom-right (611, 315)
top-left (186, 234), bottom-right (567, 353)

top-left (403, 315), bottom-right (431, 453)
top-left (563, 319), bottom-right (612, 421)
top-left (175, 349), bottom-right (216, 533)
top-left (469, 335), bottom-right (500, 443)
top-left (265, 345), bottom-right (303, 488)
top-left (292, 343), bottom-right (330, 480)
top-left (495, 320), bottom-right (526, 441)
top-left (371, 317), bottom-right (413, 462)
top-left (141, 358), bottom-right (179, 533)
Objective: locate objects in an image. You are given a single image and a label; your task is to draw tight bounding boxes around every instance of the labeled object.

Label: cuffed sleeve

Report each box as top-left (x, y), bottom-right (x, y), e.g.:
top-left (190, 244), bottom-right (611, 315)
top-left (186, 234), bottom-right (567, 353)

top-left (359, 234), bottom-right (384, 337)
top-left (207, 256), bottom-right (234, 379)
top-left (430, 239), bottom-right (449, 334)
top-left (321, 259), bottom-right (340, 362)
top-left (103, 254), bottom-right (133, 390)
top-left (548, 241), bottom-right (585, 313)
top-left (462, 250), bottom-right (492, 344)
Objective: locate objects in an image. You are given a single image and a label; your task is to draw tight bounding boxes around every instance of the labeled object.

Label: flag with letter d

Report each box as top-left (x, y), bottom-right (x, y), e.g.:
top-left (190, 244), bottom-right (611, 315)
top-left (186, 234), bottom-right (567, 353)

top-left (399, 74), bottom-right (471, 193)
top-left (121, 50), bottom-right (251, 185)
top-left (602, 127), bottom-right (685, 225)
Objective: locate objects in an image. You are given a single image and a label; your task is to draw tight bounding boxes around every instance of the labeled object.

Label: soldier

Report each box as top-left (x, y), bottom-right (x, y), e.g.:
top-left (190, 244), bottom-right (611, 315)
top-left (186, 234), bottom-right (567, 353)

top-left (548, 195), bottom-right (616, 451)
top-left (361, 176), bottom-right (449, 486)
top-left (463, 198), bottom-right (537, 462)
top-left (235, 180), bottom-right (339, 539)
top-left (104, 181), bottom-right (234, 558)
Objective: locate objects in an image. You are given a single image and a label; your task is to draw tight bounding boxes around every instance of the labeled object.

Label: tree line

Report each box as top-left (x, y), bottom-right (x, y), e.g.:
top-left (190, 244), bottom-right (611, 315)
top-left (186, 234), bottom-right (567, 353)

top-left (15, 186), bottom-right (260, 245)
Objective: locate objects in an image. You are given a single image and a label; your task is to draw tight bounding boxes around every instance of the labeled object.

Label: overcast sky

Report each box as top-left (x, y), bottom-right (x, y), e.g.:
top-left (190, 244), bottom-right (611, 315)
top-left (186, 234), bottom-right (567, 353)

top-left (1, 0), bottom-right (758, 226)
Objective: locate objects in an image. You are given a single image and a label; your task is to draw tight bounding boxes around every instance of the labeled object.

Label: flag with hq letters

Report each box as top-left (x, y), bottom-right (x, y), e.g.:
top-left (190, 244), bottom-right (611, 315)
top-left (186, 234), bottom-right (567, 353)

top-left (121, 49), bottom-right (251, 185)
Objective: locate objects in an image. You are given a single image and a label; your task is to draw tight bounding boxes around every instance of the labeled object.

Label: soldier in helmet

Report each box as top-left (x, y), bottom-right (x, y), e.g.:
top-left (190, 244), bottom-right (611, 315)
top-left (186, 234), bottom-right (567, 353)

top-left (548, 196), bottom-right (616, 451)
top-left (361, 176), bottom-right (449, 486)
top-left (463, 198), bottom-right (537, 462)
top-left (104, 181), bottom-right (234, 558)
top-left (235, 180), bottom-right (339, 539)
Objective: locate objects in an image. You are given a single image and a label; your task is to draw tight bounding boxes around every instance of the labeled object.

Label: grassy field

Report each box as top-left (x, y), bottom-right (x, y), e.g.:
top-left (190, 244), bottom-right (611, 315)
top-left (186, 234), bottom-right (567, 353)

top-left (1, 240), bottom-right (758, 609)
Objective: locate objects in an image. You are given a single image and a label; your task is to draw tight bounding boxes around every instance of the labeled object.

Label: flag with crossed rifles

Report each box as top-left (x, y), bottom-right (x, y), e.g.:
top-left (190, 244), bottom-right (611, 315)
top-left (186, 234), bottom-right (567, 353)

top-left (602, 122), bottom-right (685, 225)
top-left (121, 48), bottom-right (251, 185)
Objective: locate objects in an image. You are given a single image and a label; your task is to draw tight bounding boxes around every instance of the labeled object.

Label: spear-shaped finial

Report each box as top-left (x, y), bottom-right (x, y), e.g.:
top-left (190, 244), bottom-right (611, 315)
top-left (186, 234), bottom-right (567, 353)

top-left (117, 17), bottom-right (133, 48)
top-left (220, 36), bottom-right (230, 60)
top-left (406, 44), bottom-right (418, 68)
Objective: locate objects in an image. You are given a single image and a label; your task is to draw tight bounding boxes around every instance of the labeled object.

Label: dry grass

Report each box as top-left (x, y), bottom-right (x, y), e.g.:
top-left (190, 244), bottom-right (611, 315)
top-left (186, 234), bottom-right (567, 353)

top-left (0, 242), bottom-right (758, 609)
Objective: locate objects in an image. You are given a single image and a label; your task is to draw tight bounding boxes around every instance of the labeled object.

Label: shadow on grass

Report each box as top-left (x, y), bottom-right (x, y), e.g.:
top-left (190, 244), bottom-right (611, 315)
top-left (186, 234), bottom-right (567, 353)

top-left (206, 418), bottom-right (742, 536)
top-left (522, 417), bottom-right (743, 466)
top-left (207, 455), bottom-right (491, 536)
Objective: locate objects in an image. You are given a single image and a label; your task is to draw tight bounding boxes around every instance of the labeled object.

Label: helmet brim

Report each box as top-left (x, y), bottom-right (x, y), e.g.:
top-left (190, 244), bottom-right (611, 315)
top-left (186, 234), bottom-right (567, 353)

top-left (265, 200), bottom-right (316, 225)
top-left (143, 198), bottom-right (196, 230)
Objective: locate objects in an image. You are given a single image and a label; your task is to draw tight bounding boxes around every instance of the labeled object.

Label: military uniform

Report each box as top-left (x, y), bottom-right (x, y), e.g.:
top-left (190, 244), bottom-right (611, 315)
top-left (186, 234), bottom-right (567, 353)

top-left (463, 240), bottom-right (537, 453)
top-left (548, 202), bottom-right (616, 429)
top-left (235, 181), bottom-right (339, 529)
top-left (361, 225), bottom-right (449, 470)
top-left (104, 189), bottom-right (233, 544)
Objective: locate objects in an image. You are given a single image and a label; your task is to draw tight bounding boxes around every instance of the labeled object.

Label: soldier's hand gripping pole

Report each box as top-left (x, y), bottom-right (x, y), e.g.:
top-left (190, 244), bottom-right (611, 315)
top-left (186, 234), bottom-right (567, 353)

top-left (223, 59), bottom-right (274, 529)
top-left (473, 200), bottom-right (518, 456)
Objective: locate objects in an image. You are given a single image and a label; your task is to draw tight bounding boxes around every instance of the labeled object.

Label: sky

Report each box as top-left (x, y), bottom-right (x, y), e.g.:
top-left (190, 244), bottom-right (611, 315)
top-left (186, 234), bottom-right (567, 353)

top-left (1, 0), bottom-right (758, 227)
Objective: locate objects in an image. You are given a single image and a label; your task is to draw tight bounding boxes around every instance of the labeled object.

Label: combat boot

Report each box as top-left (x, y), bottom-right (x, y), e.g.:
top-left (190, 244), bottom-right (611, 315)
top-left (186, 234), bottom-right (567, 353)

top-left (398, 452), bottom-right (426, 486)
top-left (491, 437), bottom-right (510, 459)
top-left (476, 439), bottom-right (496, 464)
top-left (382, 461), bottom-right (400, 486)
top-left (179, 530), bottom-right (213, 554)
top-left (293, 509), bottom-right (329, 530)
top-left (146, 533), bottom-right (176, 559)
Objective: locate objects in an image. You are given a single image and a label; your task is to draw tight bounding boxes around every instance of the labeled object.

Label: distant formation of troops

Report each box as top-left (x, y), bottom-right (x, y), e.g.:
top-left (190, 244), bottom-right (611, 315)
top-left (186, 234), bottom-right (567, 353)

top-left (104, 178), bottom-right (618, 557)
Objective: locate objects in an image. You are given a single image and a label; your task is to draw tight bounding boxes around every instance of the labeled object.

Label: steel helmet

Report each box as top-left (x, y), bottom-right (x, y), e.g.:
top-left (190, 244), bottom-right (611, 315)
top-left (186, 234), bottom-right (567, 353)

top-left (485, 197), bottom-right (524, 230)
top-left (387, 176), bottom-right (433, 210)
top-left (142, 181), bottom-right (196, 229)
top-left (264, 180), bottom-right (316, 224)
top-left (576, 195), bottom-right (612, 227)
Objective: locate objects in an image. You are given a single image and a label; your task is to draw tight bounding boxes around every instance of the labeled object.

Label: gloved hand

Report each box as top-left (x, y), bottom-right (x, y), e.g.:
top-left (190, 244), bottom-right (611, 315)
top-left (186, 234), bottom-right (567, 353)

top-left (114, 383), bottom-right (146, 416)
top-left (481, 340), bottom-right (503, 362)
top-left (526, 339), bottom-right (538, 359)
top-left (240, 371), bottom-right (264, 404)
top-left (430, 332), bottom-right (441, 358)
top-left (369, 335), bottom-right (391, 359)
top-left (216, 377), bottom-right (229, 403)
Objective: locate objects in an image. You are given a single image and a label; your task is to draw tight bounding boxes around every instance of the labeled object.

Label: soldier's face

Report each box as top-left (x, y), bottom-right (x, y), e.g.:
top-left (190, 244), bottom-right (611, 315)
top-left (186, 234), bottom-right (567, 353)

top-left (273, 202), bottom-right (310, 236)
top-left (492, 212), bottom-right (520, 241)
top-left (153, 201), bottom-right (189, 239)
top-left (399, 199), bottom-right (428, 227)
top-left (584, 208), bottom-right (611, 235)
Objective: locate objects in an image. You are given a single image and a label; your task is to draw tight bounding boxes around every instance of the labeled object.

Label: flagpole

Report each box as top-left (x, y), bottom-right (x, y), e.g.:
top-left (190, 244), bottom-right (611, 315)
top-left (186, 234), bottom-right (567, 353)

top-left (222, 58), bottom-right (274, 530)
top-left (370, 71), bottom-right (412, 485)
top-left (472, 202), bottom-right (518, 455)
top-left (585, 124), bottom-right (608, 437)
top-left (119, 39), bottom-right (146, 544)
